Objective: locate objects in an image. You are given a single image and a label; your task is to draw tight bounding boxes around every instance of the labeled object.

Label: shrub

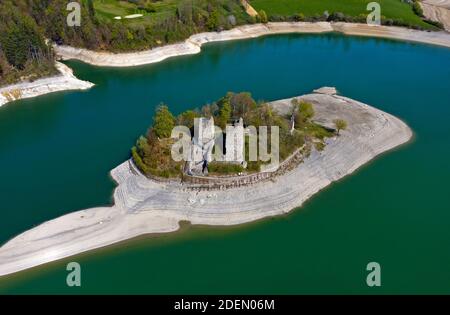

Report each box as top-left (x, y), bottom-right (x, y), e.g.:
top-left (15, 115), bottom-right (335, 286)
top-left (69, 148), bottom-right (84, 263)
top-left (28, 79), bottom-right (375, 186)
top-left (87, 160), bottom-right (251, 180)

top-left (131, 146), bottom-right (148, 174)
top-left (293, 13), bottom-right (305, 22)
top-left (333, 119), bottom-right (348, 135)
top-left (258, 10), bottom-right (268, 24)
top-left (268, 15), bottom-right (286, 22)
top-left (153, 104), bottom-right (175, 138)
top-left (208, 162), bottom-right (243, 174)
top-left (423, 19), bottom-right (444, 29)
top-left (412, 1), bottom-right (424, 18)
top-left (327, 12), bottom-right (346, 22)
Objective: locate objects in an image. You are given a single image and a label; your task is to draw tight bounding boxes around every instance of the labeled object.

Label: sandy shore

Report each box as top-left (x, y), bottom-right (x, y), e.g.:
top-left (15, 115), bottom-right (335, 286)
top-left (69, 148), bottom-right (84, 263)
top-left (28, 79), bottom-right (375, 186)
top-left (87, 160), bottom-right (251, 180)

top-left (0, 88), bottom-right (412, 276)
top-left (54, 22), bottom-right (450, 68)
top-left (2, 22), bottom-right (448, 107)
top-left (0, 62), bottom-right (94, 108)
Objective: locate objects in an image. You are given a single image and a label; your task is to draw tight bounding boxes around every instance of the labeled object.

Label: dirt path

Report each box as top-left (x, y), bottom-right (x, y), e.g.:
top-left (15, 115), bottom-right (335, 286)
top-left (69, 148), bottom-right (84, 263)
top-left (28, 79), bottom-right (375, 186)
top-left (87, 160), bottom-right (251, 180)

top-left (241, 0), bottom-right (258, 17)
top-left (421, 0), bottom-right (450, 31)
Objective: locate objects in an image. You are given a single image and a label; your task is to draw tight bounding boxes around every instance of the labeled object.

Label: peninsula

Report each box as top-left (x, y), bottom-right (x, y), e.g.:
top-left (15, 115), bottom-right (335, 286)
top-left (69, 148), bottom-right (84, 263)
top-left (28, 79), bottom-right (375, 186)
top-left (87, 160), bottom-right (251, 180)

top-left (0, 62), bottom-right (93, 108)
top-left (0, 87), bottom-right (412, 276)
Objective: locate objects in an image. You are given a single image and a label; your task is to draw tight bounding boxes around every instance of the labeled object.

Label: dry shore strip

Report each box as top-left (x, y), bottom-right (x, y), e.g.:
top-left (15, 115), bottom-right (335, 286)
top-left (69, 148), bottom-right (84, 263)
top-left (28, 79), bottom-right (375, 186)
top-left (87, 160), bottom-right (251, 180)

top-left (1, 22), bottom-right (449, 107)
top-left (0, 62), bottom-right (94, 108)
top-left (55, 22), bottom-right (450, 67)
top-left (0, 87), bottom-right (413, 276)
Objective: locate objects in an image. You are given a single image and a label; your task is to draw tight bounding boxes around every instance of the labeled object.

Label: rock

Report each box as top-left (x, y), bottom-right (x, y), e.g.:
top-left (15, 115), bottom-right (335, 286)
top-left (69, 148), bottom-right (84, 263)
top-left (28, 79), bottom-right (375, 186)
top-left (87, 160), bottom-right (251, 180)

top-left (313, 87), bottom-right (337, 95)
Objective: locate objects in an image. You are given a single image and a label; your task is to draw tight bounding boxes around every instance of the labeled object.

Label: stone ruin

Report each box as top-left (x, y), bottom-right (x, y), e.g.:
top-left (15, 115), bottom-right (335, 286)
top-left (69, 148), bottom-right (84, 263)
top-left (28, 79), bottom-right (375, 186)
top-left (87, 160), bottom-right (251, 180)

top-left (187, 116), bottom-right (245, 175)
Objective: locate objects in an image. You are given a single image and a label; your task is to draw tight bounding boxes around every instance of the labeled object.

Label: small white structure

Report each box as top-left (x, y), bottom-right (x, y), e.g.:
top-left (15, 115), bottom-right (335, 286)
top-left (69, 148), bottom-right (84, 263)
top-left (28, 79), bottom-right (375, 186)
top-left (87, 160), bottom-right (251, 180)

top-left (124, 14), bottom-right (144, 19)
top-left (225, 118), bottom-right (245, 162)
top-left (289, 113), bottom-right (295, 134)
top-left (189, 117), bottom-right (215, 174)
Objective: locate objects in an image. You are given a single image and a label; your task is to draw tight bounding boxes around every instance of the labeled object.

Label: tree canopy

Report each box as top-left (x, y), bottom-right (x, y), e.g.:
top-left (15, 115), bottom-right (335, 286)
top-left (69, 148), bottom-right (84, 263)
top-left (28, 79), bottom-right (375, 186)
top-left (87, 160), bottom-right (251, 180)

top-left (153, 104), bottom-right (175, 138)
top-left (333, 119), bottom-right (348, 135)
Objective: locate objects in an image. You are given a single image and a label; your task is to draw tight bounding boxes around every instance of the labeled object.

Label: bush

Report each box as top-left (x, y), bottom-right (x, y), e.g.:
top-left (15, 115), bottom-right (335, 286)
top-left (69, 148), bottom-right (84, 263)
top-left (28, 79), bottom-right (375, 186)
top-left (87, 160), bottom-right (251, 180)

top-left (327, 12), bottom-right (346, 22)
top-left (412, 1), bottom-right (424, 18)
top-left (246, 161), bottom-right (261, 172)
top-left (383, 18), bottom-right (394, 26)
top-left (423, 19), bottom-right (444, 29)
top-left (295, 101), bottom-right (315, 125)
top-left (153, 104), bottom-right (175, 138)
top-left (293, 13), bottom-right (305, 22)
top-left (268, 15), bottom-right (286, 22)
top-left (258, 10), bottom-right (268, 24)
top-left (131, 146), bottom-right (148, 174)
top-left (208, 162), bottom-right (243, 174)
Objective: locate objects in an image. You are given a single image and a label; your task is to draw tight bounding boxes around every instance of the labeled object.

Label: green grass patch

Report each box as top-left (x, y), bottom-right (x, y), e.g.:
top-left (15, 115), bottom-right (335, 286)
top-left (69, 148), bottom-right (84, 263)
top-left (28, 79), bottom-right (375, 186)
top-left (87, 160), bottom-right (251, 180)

top-left (93, 0), bottom-right (250, 28)
top-left (207, 162), bottom-right (244, 175)
top-left (93, 0), bottom-right (173, 27)
top-left (251, 0), bottom-right (435, 29)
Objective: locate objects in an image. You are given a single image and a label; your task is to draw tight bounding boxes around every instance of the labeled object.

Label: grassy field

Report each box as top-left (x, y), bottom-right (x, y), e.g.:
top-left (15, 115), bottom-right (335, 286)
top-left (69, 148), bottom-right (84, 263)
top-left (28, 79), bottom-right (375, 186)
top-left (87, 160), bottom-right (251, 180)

top-left (92, 0), bottom-right (249, 28)
top-left (250, 0), bottom-right (433, 28)
top-left (92, 0), bottom-right (178, 27)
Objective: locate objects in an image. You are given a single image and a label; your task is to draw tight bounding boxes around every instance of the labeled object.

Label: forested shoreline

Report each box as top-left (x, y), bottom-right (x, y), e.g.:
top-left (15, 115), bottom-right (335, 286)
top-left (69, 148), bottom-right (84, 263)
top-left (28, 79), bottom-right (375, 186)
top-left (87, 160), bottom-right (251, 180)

top-left (0, 0), bottom-right (444, 87)
top-left (0, 0), bottom-right (252, 86)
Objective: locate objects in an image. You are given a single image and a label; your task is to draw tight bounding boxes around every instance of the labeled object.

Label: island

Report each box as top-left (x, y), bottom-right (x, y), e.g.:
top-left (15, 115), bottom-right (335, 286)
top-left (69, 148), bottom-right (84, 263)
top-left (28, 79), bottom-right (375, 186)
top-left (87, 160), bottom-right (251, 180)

top-left (131, 90), bottom-right (332, 181)
top-left (0, 87), bottom-right (412, 276)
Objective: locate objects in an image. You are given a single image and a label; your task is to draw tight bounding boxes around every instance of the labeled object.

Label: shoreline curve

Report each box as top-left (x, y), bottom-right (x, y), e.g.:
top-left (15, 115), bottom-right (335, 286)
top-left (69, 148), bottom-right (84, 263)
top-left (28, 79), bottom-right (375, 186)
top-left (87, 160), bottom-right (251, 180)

top-left (0, 89), bottom-right (413, 276)
top-left (54, 22), bottom-right (450, 67)
top-left (0, 62), bottom-right (94, 108)
top-left (2, 22), bottom-right (449, 108)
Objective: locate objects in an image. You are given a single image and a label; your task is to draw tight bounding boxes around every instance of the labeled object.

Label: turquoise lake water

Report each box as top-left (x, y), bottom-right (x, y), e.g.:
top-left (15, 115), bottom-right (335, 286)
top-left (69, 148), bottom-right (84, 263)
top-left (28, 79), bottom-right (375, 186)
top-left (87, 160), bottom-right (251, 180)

top-left (0, 33), bottom-right (449, 294)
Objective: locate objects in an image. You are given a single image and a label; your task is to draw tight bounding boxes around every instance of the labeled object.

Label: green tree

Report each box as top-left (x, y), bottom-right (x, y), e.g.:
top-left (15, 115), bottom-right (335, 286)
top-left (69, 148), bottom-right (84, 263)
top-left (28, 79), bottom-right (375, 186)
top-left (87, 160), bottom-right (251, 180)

top-left (153, 104), bottom-right (175, 138)
top-left (333, 119), bottom-right (348, 135)
top-left (217, 96), bottom-right (232, 129)
top-left (230, 92), bottom-right (256, 122)
top-left (206, 10), bottom-right (219, 30)
top-left (300, 101), bottom-right (314, 120)
top-left (87, 0), bottom-right (96, 18)
top-left (258, 10), bottom-right (268, 24)
top-left (295, 101), bottom-right (314, 126)
top-left (412, 1), bottom-right (424, 17)
top-left (177, 110), bottom-right (198, 128)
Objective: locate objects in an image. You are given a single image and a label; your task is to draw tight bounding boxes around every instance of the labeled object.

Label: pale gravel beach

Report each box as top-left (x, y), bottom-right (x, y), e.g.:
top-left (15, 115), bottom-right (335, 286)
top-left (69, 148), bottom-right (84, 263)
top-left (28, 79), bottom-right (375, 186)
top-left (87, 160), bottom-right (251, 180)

top-left (0, 88), bottom-right (413, 276)
top-left (2, 22), bottom-right (449, 108)
top-left (0, 62), bottom-right (94, 107)
top-left (54, 22), bottom-right (450, 68)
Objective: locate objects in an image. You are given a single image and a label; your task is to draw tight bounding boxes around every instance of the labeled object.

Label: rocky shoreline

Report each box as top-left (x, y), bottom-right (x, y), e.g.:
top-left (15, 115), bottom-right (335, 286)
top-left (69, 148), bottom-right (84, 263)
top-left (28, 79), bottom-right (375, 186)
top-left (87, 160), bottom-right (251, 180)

top-left (0, 88), bottom-right (412, 276)
top-left (54, 22), bottom-right (450, 68)
top-left (2, 22), bottom-right (449, 108)
top-left (0, 62), bottom-right (94, 108)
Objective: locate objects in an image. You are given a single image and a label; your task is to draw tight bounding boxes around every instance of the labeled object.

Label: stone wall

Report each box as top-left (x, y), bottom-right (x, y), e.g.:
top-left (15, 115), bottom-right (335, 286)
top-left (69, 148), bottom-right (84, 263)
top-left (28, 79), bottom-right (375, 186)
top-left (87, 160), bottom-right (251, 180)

top-left (181, 144), bottom-right (306, 191)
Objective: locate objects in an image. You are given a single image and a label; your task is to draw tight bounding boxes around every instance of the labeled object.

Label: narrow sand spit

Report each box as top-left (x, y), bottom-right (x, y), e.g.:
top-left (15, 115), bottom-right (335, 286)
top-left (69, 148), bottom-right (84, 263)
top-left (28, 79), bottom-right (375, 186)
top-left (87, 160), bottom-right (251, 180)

top-left (421, 0), bottom-right (450, 31)
top-left (0, 62), bottom-right (94, 107)
top-left (0, 88), bottom-right (412, 276)
top-left (54, 22), bottom-right (450, 67)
